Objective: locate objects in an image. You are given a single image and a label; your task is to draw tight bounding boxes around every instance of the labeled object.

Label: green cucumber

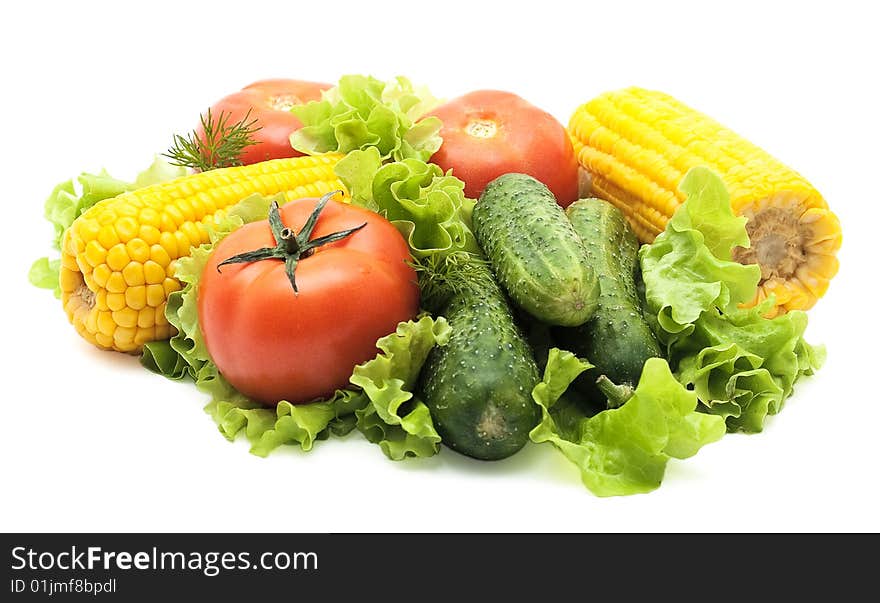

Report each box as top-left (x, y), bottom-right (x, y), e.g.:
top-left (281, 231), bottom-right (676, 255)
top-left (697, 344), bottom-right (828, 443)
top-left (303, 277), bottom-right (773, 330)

top-left (419, 262), bottom-right (540, 461)
top-left (555, 198), bottom-right (662, 401)
top-left (473, 173), bottom-right (599, 327)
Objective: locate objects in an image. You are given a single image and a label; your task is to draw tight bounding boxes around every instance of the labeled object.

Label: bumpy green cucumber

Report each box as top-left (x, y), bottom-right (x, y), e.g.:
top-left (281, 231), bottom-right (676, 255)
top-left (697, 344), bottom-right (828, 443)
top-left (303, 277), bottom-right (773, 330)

top-left (555, 198), bottom-right (662, 400)
top-left (473, 173), bottom-right (599, 327)
top-left (419, 262), bottom-right (540, 461)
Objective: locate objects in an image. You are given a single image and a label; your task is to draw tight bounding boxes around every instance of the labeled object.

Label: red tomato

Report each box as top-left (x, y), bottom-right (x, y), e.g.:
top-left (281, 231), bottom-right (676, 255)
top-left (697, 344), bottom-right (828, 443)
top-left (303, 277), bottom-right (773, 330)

top-left (199, 79), bottom-right (330, 165)
top-left (198, 196), bottom-right (419, 405)
top-left (428, 90), bottom-right (579, 206)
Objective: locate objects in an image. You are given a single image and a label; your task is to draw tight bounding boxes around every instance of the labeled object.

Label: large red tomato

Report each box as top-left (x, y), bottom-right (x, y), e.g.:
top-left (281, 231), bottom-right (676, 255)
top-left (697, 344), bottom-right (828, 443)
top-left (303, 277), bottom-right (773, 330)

top-left (428, 90), bottom-right (579, 206)
top-left (198, 194), bottom-right (419, 405)
top-left (199, 79), bottom-right (330, 165)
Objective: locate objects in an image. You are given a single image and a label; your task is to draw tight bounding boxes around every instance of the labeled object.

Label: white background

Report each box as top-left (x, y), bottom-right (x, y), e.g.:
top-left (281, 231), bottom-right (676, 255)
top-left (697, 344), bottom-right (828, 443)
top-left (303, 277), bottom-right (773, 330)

top-left (2, 0), bottom-right (878, 533)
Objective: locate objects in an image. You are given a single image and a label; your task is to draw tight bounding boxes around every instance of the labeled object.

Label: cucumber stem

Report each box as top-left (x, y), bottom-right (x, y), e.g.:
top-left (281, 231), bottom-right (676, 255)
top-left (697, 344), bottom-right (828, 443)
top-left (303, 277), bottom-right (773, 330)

top-left (596, 375), bottom-right (634, 409)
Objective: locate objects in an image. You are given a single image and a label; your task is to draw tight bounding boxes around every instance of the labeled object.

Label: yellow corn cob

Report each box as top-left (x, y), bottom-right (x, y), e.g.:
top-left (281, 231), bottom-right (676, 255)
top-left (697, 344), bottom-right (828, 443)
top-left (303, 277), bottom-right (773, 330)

top-left (60, 154), bottom-right (345, 353)
top-left (568, 87), bottom-right (841, 315)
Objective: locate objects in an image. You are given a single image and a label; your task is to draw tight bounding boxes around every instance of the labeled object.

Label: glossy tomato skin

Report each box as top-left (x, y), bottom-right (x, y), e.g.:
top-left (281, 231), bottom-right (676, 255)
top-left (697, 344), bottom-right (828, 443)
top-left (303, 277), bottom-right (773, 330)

top-left (199, 79), bottom-right (330, 165)
top-left (428, 90), bottom-right (579, 206)
top-left (198, 198), bottom-right (419, 405)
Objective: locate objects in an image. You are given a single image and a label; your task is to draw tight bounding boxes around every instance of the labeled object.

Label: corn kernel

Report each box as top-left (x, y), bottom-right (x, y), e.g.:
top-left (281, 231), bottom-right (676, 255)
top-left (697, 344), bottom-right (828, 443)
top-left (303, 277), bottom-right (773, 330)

top-left (134, 327), bottom-right (156, 346)
top-left (59, 267), bottom-right (80, 293)
top-left (125, 240), bottom-right (149, 264)
top-left (159, 231), bottom-right (178, 259)
top-left (165, 205), bottom-right (184, 226)
top-left (92, 264), bottom-right (111, 288)
top-left (139, 207), bottom-right (161, 228)
top-left (194, 222), bottom-right (208, 242)
top-left (178, 198), bottom-right (196, 222)
top-left (106, 292), bottom-right (126, 312)
top-left (84, 240), bottom-right (107, 268)
top-left (125, 285), bottom-right (147, 311)
top-left (149, 244), bottom-right (171, 267)
top-left (146, 284), bottom-right (165, 307)
top-left (95, 289), bottom-right (108, 311)
top-left (72, 235), bottom-right (86, 254)
top-left (97, 210), bottom-right (118, 226)
top-left (62, 248), bottom-right (80, 271)
top-left (144, 261), bottom-right (165, 285)
top-left (79, 218), bottom-right (100, 242)
top-left (163, 278), bottom-right (181, 296)
top-left (181, 221), bottom-right (202, 247)
top-left (139, 224), bottom-right (161, 246)
top-left (198, 191), bottom-right (216, 214)
top-left (137, 306), bottom-right (155, 328)
top-left (106, 244), bottom-right (130, 271)
top-left (97, 224), bottom-right (120, 249)
top-left (114, 325), bottom-right (137, 345)
top-left (116, 201), bottom-right (138, 217)
top-left (173, 231), bottom-right (191, 255)
top-left (112, 307), bottom-right (138, 329)
top-left (160, 213), bottom-right (177, 232)
top-left (97, 311), bottom-right (116, 336)
top-left (106, 272), bottom-right (127, 293)
top-left (116, 216), bottom-right (139, 242)
top-left (122, 262), bottom-right (145, 287)
top-left (86, 309), bottom-right (99, 334)
top-left (95, 332), bottom-right (114, 349)
top-left (154, 306), bottom-right (169, 326)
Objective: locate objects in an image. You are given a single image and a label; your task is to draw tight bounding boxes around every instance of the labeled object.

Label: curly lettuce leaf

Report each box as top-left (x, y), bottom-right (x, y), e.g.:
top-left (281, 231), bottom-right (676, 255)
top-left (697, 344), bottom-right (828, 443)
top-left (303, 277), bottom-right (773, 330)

top-left (530, 349), bottom-right (726, 497)
top-left (30, 157), bottom-right (186, 297)
top-left (639, 167), bottom-right (761, 338)
top-left (351, 315), bottom-right (451, 460)
top-left (335, 147), bottom-right (480, 262)
top-left (142, 194), bottom-right (446, 458)
top-left (640, 167), bottom-right (825, 432)
top-left (290, 75), bottom-right (442, 162)
top-left (676, 303), bottom-right (826, 431)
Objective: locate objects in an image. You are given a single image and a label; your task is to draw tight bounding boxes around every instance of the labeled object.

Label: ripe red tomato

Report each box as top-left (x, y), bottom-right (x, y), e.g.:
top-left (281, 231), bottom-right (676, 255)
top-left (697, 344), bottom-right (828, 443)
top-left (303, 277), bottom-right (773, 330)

top-left (198, 196), bottom-right (419, 405)
top-left (199, 79), bottom-right (331, 165)
top-left (428, 90), bottom-right (579, 206)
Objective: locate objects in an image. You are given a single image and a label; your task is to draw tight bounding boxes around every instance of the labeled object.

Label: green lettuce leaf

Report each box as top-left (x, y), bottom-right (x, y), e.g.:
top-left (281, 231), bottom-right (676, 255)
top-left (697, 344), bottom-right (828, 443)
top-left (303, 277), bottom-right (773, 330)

top-left (675, 303), bottom-right (826, 432)
top-left (201, 315), bottom-right (449, 459)
top-left (639, 166), bottom-right (761, 338)
top-left (640, 167), bottom-right (825, 432)
top-left (30, 157), bottom-right (186, 297)
top-left (530, 349), bottom-right (726, 497)
top-left (141, 194), bottom-right (446, 458)
top-left (351, 315), bottom-right (451, 460)
top-left (290, 75), bottom-right (442, 162)
top-left (28, 258), bottom-right (61, 292)
top-left (335, 148), bottom-right (480, 262)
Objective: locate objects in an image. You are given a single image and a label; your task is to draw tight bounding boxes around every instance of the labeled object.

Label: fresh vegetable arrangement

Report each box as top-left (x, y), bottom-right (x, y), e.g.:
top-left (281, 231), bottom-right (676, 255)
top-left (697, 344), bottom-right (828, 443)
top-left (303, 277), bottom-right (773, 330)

top-left (30, 74), bottom-right (838, 496)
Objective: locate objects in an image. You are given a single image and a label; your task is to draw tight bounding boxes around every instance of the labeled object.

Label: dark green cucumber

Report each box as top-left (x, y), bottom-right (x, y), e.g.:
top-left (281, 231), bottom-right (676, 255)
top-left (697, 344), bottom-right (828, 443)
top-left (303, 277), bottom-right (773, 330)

top-left (419, 262), bottom-right (540, 461)
top-left (554, 198), bottom-right (662, 401)
top-left (473, 173), bottom-right (599, 327)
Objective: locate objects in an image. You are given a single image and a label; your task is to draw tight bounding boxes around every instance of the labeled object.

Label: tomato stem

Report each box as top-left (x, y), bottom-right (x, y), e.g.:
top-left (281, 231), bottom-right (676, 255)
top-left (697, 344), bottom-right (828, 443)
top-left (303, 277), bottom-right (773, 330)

top-left (217, 190), bottom-right (366, 295)
top-left (280, 227), bottom-right (300, 254)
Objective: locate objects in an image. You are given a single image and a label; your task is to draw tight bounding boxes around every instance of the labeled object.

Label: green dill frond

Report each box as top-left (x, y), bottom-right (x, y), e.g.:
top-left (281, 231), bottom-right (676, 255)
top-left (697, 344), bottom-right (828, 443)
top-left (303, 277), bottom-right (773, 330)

top-left (164, 108), bottom-right (262, 172)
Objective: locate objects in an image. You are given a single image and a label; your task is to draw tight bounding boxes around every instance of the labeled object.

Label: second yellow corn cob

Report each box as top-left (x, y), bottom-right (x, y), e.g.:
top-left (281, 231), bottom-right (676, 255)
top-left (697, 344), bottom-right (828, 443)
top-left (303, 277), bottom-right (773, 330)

top-left (568, 87), bottom-right (841, 315)
top-left (60, 153), bottom-right (345, 353)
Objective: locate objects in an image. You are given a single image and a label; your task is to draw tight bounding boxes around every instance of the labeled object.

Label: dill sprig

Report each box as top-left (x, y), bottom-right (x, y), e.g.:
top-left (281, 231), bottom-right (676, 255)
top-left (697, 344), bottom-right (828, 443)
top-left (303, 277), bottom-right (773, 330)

top-left (164, 108), bottom-right (262, 172)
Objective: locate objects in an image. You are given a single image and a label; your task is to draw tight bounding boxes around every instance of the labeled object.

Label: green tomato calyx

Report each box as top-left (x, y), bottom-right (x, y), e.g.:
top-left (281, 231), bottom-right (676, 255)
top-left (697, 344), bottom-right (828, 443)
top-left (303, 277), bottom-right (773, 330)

top-left (217, 190), bottom-right (366, 294)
